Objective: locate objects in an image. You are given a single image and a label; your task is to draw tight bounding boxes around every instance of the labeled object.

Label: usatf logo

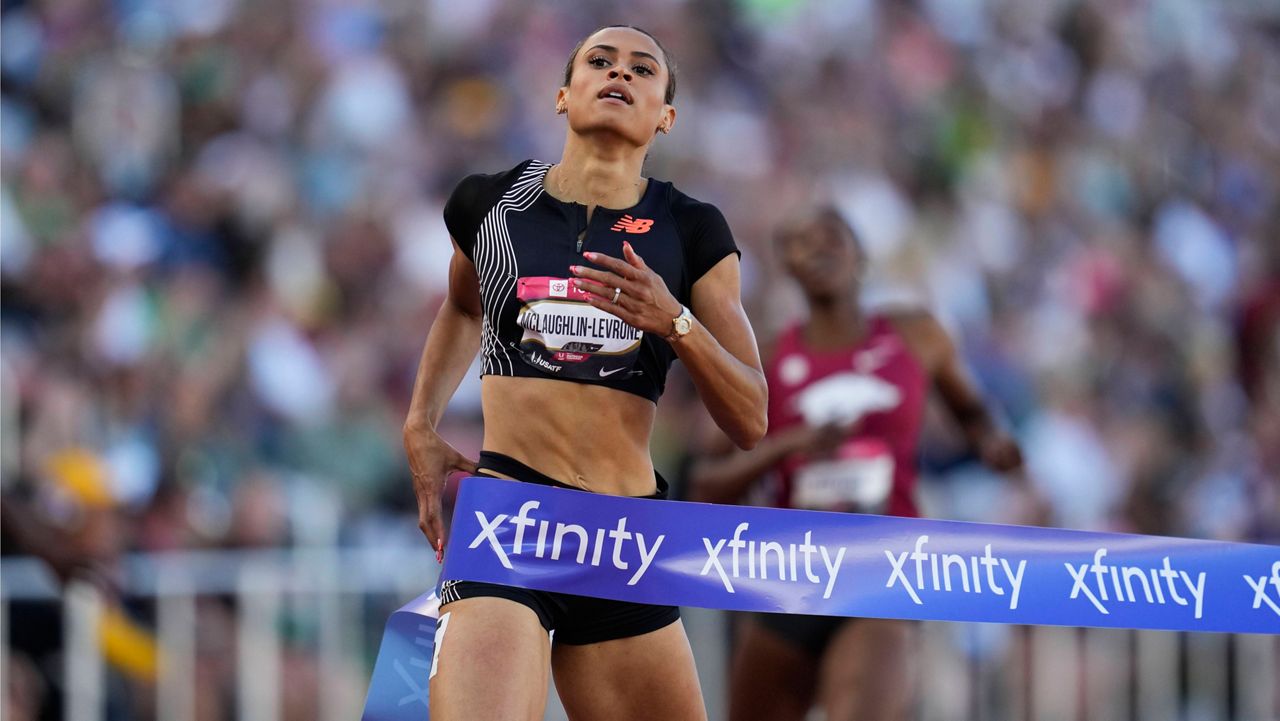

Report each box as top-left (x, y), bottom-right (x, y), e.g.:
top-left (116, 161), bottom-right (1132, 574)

top-left (611, 215), bottom-right (654, 234)
top-left (1244, 562), bottom-right (1280, 617)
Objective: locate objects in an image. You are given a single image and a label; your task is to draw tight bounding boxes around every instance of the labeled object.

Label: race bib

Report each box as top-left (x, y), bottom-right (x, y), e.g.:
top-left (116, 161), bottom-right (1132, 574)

top-left (515, 277), bottom-right (643, 380)
top-left (792, 438), bottom-right (894, 512)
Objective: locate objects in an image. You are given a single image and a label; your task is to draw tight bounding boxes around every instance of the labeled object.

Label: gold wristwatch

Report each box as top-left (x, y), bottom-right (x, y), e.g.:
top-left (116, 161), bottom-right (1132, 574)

top-left (667, 305), bottom-right (693, 342)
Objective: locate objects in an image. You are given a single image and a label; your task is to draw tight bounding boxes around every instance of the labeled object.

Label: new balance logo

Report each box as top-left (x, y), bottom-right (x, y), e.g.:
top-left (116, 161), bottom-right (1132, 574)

top-left (612, 215), bottom-right (653, 234)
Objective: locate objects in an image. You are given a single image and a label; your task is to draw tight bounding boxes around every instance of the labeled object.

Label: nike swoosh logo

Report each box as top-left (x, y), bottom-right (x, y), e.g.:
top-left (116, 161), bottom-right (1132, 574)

top-left (599, 367), bottom-right (627, 377)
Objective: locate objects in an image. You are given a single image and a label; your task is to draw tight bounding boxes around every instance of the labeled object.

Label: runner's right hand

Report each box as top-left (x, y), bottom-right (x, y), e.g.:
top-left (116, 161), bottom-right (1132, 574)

top-left (402, 425), bottom-right (478, 560)
top-left (788, 421), bottom-right (854, 458)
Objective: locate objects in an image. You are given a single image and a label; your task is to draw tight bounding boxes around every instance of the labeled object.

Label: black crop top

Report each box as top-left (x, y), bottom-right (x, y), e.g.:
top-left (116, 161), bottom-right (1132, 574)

top-left (443, 159), bottom-right (740, 402)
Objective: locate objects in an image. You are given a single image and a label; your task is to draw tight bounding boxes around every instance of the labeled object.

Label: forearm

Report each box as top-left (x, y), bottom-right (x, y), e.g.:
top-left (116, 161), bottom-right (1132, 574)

top-left (405, 298), bottom-right (482, 432)
top-left (689, 429), bottom-right (800, 505)
top-left (672, 317), bottom-right (768, 449)
top-left (569, 246), bottom-right (765, 446)
top-left (953, 400), bottom-right (996, 448)
top-left (946, 388), bottom-right (1025, 477)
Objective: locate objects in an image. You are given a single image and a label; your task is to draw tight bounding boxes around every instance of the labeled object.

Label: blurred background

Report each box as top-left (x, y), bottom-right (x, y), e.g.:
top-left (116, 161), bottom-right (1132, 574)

top-left (1, 0), bottom-right (1278, 719)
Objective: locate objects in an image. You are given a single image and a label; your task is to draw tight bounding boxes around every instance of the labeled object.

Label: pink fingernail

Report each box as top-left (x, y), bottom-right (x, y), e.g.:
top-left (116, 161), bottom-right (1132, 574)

top-left (583, 251), bottom-right (596, 260)
top-left (570, 265), bottom-right (579, 274)
top-left (573, 279), bottom-right (584, 287)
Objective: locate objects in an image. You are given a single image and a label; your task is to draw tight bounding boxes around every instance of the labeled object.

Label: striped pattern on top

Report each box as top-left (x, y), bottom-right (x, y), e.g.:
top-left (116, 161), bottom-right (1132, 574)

top-left (473, 161), bottom-right (552, 376)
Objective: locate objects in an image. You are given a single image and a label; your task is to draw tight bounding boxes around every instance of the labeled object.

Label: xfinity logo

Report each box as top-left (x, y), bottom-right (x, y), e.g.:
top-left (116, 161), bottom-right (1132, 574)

top-left (1064, 549), bottom-right (1206, 619)
top-left (700, 523), bottom-right (847, 600)
top-left (884, 535), bottom-right (1027, 610)
top-left (469, 501), bottom-right (664, 586)
top-left (1244, 562), bottom-right (1280, 617)
top-left (448, 481), bottom-right (1278, 635)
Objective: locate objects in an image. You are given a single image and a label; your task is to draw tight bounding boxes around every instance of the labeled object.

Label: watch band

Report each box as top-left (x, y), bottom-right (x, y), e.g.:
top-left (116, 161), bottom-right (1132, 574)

top-left (667, 305), bottom-right (693, 342)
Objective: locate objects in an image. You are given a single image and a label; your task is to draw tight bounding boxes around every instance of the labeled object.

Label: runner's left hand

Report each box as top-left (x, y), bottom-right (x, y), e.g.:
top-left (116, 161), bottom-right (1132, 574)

top-left (979, 432), bottom-right (1023, 472)
top-left (571, 242), bottom-right (684, 338)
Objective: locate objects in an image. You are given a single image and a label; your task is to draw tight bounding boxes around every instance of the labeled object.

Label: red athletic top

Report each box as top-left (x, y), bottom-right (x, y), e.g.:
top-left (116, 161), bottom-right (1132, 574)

top-left (765, 316), bottom-right (928, 517)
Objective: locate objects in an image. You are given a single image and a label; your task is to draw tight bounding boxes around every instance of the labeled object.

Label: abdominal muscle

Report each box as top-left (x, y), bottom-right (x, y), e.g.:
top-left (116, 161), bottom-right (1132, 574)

top-left (480, 375), bottom-right (659, 496)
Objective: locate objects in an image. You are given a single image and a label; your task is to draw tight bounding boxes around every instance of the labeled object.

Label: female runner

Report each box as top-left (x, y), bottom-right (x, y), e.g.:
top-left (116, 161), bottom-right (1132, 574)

top-left (403, 25), bottom-right (767, 721)
top-left (691, 206), bottom-right (1028, 721)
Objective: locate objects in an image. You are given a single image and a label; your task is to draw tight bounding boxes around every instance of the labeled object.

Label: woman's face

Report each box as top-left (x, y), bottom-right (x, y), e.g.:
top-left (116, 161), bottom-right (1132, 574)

top-left (559, 27), bottom-right (675, 147)
top-left (779, 216), bottom-right (863, 301)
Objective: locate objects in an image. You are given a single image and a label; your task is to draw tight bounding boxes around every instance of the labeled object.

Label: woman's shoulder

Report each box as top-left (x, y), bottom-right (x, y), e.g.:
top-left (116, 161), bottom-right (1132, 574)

top-left (659, 182), bottom-right (733, 241)
top-left (450, 159), bottom-right (546, 200)
top-left (444, 160), bottom-right (548, 249)
top-left (662, 182), bottom-right (725, 221)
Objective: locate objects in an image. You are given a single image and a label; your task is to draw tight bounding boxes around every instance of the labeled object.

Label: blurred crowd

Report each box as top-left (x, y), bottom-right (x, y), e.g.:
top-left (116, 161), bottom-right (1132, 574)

top-left (2, 0), bottom-right (1278, 718)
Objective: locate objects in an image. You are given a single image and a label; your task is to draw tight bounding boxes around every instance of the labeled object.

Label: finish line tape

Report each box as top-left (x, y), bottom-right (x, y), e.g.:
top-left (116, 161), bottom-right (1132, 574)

top-left (362, 476), bottom-right (1279, 719)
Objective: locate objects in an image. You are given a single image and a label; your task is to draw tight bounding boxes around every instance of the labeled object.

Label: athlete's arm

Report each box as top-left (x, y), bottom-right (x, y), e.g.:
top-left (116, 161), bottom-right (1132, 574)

top-left (688, 422), bottom-right (843, 505)
top-left (403, 240), bottom-right (482, 556)
top-left (896, 312), bottom-right (1023, 473)
top-left (677, 252), bottom-right (769, 447)
top-left (573, 244), bottom-right (768, 448)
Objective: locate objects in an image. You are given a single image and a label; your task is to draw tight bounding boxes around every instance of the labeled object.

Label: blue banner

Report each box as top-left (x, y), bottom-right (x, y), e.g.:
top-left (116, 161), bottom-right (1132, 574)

top-left (363, 476), bottom-right (1280, 719)
top-left (442, 477), bottom-right (1280, 634)
top-left (362, 591), bottom-right (439, 721)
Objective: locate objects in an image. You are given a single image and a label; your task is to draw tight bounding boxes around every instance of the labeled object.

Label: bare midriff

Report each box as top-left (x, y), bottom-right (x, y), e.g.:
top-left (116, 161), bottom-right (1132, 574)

top-left (480, 375), bottom-right (659, 496)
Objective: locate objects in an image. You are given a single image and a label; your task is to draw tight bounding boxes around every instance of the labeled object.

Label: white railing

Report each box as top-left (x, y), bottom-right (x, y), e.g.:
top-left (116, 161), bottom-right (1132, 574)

top-left (2, 548), bottom-right (437, 721)
top-left (2, 551), bottom-right (1276, 721)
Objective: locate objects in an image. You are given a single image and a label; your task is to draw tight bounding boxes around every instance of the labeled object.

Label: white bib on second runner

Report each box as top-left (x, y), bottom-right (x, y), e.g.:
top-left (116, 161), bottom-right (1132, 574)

top-left (792, 438), bottom-right (894, 512)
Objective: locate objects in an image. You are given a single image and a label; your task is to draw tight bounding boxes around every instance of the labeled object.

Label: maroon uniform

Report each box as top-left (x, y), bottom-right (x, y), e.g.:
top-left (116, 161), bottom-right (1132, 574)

top-left (766, 315), bottom-right (928, 517)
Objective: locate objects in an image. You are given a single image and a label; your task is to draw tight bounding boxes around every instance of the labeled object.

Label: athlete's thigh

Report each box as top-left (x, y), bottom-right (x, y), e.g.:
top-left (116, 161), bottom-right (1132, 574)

top-left (819, 618), bottom-right (917, 721)
top-left (551, 619), bottom-right (706, 721)
top-left (429, 596), bottom-right (551, 721)
top-left (727, 617), bottom-right (819, 721)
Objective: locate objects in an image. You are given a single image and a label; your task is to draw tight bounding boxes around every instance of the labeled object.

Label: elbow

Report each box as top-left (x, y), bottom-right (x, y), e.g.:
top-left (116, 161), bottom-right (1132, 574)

top-left (730, 412), bottom-right (767, 451)
top-left (731, 377), bottom-right (768, 450)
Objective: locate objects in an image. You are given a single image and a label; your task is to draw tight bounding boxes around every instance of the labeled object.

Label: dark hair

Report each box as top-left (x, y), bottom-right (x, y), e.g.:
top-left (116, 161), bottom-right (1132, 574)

top-left (563, 25), bottom-right (677, 105)
top-left (775, 205), bottom-right (865, 257)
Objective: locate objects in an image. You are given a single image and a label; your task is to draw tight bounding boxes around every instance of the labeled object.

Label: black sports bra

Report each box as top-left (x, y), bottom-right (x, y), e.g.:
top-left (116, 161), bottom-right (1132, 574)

top-left (443, 160), bottom-right (739, 402)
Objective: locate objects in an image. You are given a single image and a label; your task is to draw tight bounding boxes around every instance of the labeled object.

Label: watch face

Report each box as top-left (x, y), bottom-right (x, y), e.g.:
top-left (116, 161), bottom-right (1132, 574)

top-left (674, 316), bottom-right (692, 335)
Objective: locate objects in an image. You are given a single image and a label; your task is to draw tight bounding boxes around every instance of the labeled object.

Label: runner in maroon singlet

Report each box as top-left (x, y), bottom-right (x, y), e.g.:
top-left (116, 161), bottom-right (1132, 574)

top-left (766, 313), bottom-right (928, 518)
top-left (691, 206), bottom-right (1031, 721)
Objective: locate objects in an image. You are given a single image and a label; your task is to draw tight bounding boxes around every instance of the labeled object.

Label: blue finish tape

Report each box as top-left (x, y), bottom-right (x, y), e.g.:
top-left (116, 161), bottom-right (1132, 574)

top-left (363, 477), bottom-right (1280, 719)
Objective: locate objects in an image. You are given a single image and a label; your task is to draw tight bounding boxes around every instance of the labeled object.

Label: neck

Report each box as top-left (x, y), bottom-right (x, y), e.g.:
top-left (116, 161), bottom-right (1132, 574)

top-left (550, 132), bottom-right (650, 210)
top-left (804, 291), bottom-right (864, 348)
